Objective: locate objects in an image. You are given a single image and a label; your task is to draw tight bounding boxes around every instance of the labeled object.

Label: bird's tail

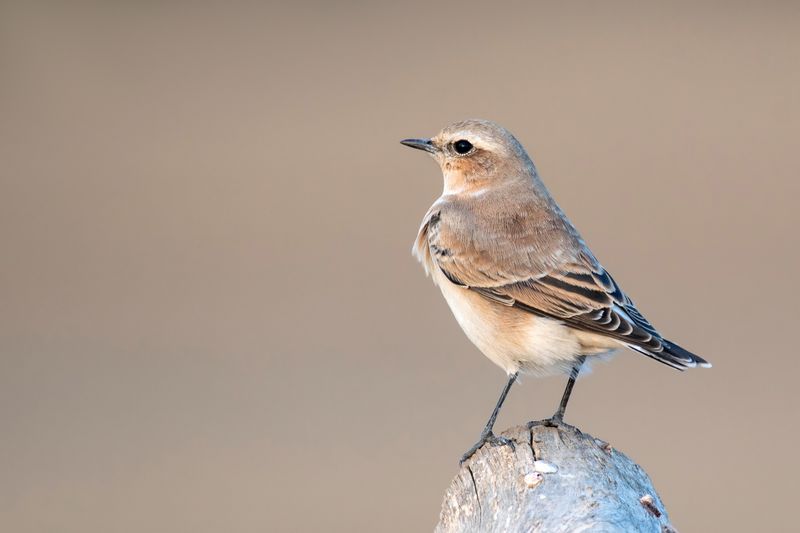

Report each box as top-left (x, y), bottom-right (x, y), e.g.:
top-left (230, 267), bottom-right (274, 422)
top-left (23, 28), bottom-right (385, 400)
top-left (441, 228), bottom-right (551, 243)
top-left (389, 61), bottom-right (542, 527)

top-left (627, 339), bottom-right (711, 371)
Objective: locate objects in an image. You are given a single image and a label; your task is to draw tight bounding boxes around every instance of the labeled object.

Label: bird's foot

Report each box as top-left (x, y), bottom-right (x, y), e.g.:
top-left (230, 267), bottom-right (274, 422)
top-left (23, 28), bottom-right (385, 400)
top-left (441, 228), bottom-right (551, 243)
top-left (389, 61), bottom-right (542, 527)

top-left (544, 404), bottom-right (569, 427)
top-left (544, 413), bottom-right (564, 428)
top-left (459, 431), bottom-right (515, 464)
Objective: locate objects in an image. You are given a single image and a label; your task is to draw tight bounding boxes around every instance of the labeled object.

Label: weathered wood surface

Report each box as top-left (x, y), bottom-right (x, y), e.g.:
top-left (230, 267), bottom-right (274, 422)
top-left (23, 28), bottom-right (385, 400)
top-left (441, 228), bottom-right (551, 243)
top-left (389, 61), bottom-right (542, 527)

top-left (436, 421), bottom-right (678, 533)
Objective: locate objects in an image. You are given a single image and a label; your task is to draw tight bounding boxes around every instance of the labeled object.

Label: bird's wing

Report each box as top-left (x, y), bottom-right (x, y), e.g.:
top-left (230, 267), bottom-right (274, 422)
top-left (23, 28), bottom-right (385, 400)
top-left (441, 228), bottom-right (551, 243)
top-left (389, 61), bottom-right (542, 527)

top-left (426, 206), bottom-right (705, 369)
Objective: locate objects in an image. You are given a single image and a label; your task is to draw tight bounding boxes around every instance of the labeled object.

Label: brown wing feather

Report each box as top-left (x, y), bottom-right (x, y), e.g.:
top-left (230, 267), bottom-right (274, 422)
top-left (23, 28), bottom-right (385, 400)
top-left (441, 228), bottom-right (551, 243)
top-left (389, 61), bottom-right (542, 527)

top-left (423, 202), bottom-right (704, 368)
top-left (472, 250), bottom-right (665, 352)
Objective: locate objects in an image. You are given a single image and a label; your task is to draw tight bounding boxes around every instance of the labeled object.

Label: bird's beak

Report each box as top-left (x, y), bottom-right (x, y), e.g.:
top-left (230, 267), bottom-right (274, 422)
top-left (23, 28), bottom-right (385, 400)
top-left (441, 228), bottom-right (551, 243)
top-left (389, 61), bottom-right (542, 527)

top-left (400, 138), bottom-right (437, 154)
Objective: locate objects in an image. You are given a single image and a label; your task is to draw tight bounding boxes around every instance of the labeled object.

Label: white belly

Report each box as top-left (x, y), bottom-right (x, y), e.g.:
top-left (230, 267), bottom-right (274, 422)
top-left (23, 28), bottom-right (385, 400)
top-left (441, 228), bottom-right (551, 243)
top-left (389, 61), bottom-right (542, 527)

top-left (432, 268), bottom-right (610, 376)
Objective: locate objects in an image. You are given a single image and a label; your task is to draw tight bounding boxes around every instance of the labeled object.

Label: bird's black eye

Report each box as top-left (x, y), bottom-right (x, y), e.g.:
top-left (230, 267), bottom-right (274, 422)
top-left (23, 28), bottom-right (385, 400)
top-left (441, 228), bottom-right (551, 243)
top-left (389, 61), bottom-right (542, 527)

top-left (453, 139), bottom-right (474, 154)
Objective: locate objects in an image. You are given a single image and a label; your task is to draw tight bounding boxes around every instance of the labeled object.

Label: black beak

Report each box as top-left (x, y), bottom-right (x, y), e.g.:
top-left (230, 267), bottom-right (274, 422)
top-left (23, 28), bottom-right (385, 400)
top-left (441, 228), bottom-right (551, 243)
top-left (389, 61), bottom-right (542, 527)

top-left (400, 138), bottom-right (437, 154)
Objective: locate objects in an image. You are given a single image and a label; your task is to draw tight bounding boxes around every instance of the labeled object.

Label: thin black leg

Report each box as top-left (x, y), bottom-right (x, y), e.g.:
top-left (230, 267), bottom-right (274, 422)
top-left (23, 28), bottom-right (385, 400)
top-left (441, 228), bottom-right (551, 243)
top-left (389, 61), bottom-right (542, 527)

top-left (550, 356), bottom-right (586, 424)
top-left (460, 372), bottom-right (518, 464)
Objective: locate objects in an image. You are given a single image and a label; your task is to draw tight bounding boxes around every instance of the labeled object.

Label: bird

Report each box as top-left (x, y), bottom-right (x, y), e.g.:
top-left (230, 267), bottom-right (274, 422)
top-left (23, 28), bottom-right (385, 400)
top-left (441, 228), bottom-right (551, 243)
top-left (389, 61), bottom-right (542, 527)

top-left (401, 119), bottom-right (710, 464)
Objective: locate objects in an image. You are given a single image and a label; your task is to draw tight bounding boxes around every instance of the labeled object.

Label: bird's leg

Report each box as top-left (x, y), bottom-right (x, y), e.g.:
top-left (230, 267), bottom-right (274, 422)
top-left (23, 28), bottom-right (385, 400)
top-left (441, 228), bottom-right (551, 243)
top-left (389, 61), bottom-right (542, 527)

top-left (460, 372), bottom-right (518, 464)
top-left (549, 355), bottom-right (586, 425)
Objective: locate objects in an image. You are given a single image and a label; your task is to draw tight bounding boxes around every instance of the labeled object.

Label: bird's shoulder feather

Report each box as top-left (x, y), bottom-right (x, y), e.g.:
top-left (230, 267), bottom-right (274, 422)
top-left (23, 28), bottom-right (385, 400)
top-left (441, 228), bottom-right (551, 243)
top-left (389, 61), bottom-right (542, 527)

top-left (417, 192), bottom-right (581, 286)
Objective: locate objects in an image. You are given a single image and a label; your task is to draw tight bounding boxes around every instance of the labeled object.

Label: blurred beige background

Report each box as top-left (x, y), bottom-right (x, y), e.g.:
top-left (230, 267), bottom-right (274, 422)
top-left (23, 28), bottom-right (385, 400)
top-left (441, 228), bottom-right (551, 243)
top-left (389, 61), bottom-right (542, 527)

top-left (2, 2), bottom-right (799, 531)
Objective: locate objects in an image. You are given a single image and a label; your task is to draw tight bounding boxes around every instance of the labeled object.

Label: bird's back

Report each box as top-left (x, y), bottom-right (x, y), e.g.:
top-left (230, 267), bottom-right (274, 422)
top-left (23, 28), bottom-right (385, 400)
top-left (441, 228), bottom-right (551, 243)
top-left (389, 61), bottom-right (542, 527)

top-left (416, 186), bottom-right (709, 370)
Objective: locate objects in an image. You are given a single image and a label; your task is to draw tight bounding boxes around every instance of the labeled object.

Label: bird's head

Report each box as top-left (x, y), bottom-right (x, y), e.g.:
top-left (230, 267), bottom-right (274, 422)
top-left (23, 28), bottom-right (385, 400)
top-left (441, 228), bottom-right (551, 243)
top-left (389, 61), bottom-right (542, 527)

top-left (401, 119), bottom-right (535, 195)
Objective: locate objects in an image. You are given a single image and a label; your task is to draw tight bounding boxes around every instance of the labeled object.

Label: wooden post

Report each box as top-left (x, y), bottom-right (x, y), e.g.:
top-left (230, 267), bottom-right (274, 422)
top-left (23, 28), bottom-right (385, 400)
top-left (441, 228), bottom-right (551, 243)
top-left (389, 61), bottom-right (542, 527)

top-left (436, 421), bottom-right (679, 533)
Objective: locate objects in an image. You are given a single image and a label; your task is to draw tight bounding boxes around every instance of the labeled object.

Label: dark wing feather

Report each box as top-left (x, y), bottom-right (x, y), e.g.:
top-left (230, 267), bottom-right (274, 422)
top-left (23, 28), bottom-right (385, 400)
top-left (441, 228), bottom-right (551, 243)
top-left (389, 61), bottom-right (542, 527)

top-left (447, 248), bottom-right (707, 369)
top-left (424, 199), bottom-right (709, 370)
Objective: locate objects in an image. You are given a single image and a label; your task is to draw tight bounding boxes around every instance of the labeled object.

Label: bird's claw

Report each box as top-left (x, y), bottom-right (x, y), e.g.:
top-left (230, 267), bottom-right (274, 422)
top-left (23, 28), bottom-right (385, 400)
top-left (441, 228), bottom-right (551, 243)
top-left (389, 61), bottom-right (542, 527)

top-left (460, 431), bottom-right (516, 464)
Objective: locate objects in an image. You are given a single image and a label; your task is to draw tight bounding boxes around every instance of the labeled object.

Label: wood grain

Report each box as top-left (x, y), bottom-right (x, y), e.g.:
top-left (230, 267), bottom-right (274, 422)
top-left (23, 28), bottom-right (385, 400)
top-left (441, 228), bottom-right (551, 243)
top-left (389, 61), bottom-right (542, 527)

top-left (436, 421), bottom-right (678, 533)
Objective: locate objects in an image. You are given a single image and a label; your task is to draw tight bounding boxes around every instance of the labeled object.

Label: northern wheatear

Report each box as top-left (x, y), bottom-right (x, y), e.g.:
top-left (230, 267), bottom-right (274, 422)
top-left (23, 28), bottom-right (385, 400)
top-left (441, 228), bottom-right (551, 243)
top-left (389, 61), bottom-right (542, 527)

top-left (402, 119), bottom-right (710, 463)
